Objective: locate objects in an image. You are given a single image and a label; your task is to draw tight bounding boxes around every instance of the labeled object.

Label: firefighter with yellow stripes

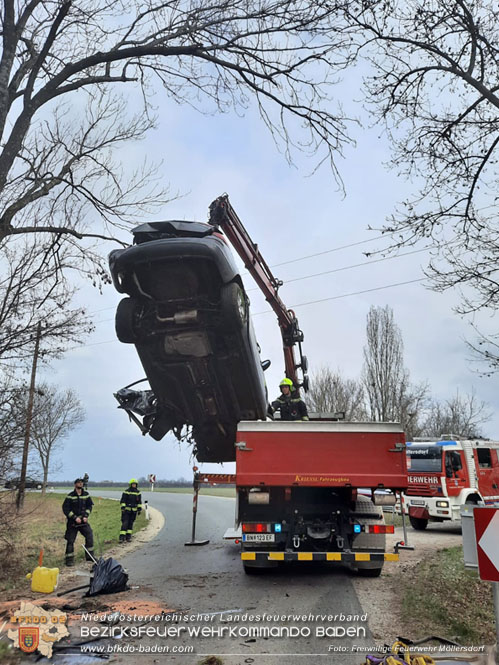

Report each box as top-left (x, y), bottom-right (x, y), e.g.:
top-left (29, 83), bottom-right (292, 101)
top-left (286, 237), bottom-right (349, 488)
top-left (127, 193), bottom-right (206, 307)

top-left (62, 478), bottom-right (94, 566)
top-left (119, 478), bottom-right (142, 542)
top-left (271, 378), bottom-right (309, 421)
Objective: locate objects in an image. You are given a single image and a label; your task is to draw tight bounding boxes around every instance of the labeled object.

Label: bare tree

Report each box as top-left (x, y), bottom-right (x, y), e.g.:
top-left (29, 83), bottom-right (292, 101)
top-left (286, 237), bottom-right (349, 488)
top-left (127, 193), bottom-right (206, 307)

top-left (362, 305), bottom-right (428, 435)
top-left (0, 0), bottom-right (356, 253)
top-left (0, 238), bottom-right (94, 369)
top-left (420, 389), bottom-right (491, 439)
top-left (0, 1), bottom-right (363, 363)
top-left (0, 377), bottom-right (26, 479)
top-left (340, 1), bottom-right (499, 367)
top-left (306, 366), bottom-right (367, 420)
top-left (29, 384), bottom-right (85, 493)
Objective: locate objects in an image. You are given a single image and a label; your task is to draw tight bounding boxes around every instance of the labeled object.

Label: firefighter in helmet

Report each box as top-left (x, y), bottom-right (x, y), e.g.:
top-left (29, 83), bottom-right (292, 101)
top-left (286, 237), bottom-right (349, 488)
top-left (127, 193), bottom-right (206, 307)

top-left (62, 478), bottom-right (94, 566)
top-left (271, 378), bottom-right (309, 421)
top-left (119, 478), bottom-right (142, 542)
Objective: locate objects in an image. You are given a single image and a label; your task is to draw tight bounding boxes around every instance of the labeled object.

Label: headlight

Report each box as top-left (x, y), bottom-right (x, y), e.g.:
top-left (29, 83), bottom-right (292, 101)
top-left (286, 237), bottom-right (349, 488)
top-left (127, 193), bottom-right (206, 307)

top-left (436, 500), bottom-right (449, 507)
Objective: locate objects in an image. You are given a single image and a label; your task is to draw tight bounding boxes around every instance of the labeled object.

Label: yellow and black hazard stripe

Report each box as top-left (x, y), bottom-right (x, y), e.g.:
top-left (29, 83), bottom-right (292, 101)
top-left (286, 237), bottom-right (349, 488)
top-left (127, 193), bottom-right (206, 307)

top-left (241, 551), bottom-right (398, 563)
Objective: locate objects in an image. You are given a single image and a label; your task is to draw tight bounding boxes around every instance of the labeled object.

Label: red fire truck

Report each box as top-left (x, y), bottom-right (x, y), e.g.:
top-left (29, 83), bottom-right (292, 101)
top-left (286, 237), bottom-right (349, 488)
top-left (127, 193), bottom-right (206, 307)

top-left (400, 438), bottom-right (499, 530)
top-left (193, 197), bottom-right (409, 575)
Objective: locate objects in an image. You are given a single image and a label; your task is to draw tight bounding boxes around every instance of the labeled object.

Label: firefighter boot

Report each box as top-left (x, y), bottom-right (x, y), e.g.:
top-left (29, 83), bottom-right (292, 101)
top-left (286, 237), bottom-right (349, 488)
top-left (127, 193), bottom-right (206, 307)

top-left (126, 533), bottom-right (132, 542)
top-left (119, 533), bottom-right (126, 544)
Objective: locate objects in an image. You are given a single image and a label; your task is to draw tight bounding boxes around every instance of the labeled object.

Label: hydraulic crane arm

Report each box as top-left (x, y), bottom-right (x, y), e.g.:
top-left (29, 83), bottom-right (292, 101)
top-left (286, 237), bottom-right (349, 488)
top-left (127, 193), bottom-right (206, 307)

top-left (209, 194), bottom-right (308, 392)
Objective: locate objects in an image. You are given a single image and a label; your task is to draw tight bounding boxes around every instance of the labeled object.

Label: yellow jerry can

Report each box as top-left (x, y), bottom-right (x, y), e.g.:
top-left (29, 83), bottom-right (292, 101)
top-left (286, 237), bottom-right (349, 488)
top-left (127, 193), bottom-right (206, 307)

top-left (26, 566), bottom-right (60, 593)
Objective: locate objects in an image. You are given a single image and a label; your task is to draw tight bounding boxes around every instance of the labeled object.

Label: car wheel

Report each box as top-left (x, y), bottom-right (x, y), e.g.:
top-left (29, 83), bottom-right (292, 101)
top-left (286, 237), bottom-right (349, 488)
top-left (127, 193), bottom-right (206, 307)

top-left (220, 282), bottom-right (247, 330)
top-left (409, 516), bottom-right (428, 530)
top-left (115, 297), bottom-right (139, 343)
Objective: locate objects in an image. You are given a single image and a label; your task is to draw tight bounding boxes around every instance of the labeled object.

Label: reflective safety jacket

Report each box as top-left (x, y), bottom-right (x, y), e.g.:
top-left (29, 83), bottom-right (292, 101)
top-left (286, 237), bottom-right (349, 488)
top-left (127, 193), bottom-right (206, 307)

top-left (62, 489), bottom-right (93, 522)
top-left (120, 486), bottom-right (142, 512)
top-left (271, 394), bottom-right (309, 421)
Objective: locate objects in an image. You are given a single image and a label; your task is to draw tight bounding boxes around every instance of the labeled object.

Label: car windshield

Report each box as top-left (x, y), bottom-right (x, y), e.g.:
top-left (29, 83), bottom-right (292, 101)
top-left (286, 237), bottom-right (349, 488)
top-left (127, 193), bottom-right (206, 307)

top-left (407, 445), bottom-right (443, 473)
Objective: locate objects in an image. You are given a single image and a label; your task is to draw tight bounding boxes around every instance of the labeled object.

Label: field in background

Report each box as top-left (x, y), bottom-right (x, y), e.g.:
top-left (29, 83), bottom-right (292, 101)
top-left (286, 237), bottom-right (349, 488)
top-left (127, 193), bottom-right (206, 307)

top-left (52, 486), bottom-right (237, 498)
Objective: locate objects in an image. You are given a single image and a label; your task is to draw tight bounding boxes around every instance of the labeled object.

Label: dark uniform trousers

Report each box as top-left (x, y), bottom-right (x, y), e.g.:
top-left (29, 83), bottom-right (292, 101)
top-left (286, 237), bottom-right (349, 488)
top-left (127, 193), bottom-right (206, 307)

top-left (62, 489), bottom-right (95, 565)
top-left (120, 487), bottom-right (142, 542)
top-left (64, 523), bottom-right (94, 565)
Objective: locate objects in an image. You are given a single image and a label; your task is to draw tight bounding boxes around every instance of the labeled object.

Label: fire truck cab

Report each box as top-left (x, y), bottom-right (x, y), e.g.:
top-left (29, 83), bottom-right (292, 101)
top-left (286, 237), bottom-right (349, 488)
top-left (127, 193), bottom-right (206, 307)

top-left (401, 437), bottom-right (499, 529)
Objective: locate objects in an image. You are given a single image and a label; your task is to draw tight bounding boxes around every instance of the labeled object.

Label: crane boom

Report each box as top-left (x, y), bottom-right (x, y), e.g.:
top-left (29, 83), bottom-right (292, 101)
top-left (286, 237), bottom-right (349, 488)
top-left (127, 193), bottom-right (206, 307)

top-left (209, 194), bottom-right (308, 392)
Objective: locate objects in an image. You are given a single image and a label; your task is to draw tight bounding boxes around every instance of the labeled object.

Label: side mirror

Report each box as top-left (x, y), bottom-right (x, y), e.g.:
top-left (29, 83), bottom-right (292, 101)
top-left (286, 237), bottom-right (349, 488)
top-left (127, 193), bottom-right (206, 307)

top-left (301, 374), bottom-right (310, 392)
top-left (261, 359), bottom-right (271, 371)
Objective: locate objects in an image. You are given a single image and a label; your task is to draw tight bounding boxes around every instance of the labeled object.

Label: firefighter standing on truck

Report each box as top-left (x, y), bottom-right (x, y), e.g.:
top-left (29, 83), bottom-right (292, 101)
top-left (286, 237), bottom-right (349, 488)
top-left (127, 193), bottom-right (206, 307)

top-left (271, 378), bottom-right (309, 421)
top-left (119, 479), bottom-right (142, 542)
top-left (62, 478), bottom-right (94, 566)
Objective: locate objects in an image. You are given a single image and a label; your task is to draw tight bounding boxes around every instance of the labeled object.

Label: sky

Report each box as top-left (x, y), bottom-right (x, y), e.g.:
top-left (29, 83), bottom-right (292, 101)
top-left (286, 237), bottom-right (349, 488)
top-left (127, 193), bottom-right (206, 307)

top-left (30, 76), bottom-right (499, 484)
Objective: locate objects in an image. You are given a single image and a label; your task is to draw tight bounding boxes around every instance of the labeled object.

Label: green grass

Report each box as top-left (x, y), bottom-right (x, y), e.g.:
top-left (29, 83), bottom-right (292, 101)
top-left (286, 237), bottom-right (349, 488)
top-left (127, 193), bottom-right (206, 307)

top-left (0, 492), bottom-right (147, 591)
top-left (0, 641), bottom-right (19, 665)
top-left (400, 545), bottom-right (495, 644)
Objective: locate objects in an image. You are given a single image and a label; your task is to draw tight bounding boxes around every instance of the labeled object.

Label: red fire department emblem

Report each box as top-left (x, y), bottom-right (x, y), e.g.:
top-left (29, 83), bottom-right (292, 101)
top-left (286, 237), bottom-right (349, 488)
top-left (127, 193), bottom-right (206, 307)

top-left (19, 627), bottom-right (39, 653)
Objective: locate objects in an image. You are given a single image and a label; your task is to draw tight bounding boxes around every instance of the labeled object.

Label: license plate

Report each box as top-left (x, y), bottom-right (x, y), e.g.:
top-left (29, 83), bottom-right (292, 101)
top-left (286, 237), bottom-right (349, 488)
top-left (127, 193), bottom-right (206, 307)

top-left (411, 500), bottom-right (426, 505)
top-left (242, 534), bottom-right (275, 542)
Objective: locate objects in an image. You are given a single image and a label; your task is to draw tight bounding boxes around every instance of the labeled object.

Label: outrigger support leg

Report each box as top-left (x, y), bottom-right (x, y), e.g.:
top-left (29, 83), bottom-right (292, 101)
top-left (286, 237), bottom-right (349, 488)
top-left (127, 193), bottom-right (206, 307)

top-left (396, 492), bottom-right (414, 551)
top-left (184, 467), bottom-right (210, 547)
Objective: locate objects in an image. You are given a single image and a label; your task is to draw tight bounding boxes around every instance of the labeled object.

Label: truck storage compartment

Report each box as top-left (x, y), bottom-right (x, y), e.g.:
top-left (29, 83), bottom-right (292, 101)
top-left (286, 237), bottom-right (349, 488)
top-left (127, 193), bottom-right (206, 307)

top-left (236, 421), bottom-right (407, 490)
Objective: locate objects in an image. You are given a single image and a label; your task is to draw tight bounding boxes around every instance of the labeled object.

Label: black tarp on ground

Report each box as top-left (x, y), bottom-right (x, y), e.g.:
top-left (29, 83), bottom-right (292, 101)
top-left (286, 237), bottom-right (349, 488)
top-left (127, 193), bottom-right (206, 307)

top-left (86, 557), bottom-right (129, 596)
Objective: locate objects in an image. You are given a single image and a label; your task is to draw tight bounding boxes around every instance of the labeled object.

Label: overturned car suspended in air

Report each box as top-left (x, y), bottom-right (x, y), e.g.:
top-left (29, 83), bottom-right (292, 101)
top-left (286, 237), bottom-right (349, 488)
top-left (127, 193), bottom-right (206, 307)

top-left (109, 216), bottom-right (269, 462)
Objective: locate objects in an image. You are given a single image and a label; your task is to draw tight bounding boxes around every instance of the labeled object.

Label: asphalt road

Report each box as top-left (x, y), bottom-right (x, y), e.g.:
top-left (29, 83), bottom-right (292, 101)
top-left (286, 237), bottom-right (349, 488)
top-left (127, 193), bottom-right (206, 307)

top-left (92, 490), bottom-right (377, 665)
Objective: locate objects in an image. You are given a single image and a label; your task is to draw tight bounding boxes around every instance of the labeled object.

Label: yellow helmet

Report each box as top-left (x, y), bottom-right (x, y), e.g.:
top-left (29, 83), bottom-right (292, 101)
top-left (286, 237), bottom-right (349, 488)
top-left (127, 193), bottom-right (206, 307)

top-left (279, 378), bottom-right (294, 390)
top-left (129, 478), bottom-right (138, 485)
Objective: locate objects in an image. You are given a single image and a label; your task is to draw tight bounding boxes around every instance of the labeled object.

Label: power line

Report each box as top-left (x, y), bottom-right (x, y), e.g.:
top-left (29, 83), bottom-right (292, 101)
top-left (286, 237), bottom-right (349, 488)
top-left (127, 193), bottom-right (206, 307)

top-left (71, 276), bottom-right (426, 350)
top-left (85, 234), bottom-right (428, 316)
top-left (261, 233), bottom-right (393, 269)
top-left (90, 246), bottom-right (432, 323)
top-left (246, 245), bottom-right (432, 291)
top-left (252, 277), bottom-right (426, 315)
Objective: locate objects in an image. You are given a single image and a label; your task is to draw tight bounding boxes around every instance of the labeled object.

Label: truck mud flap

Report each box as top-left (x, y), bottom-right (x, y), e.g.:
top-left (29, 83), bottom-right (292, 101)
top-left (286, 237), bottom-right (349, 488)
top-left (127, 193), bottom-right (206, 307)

top-left (241, 552), bottom-right (398, 563)
top-left (408, 505), bottom-right (430, 520)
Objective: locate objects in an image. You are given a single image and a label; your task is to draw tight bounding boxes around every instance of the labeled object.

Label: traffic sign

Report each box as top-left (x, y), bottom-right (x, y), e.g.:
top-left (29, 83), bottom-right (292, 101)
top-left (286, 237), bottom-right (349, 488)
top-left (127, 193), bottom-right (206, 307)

top-left (474, 507), bottom-right (499, 582)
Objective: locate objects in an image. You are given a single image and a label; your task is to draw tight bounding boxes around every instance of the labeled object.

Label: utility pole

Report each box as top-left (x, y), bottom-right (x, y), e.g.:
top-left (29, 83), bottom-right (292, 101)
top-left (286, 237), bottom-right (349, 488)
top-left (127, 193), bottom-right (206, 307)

top-left (16, 321), bottom-right (42, 512)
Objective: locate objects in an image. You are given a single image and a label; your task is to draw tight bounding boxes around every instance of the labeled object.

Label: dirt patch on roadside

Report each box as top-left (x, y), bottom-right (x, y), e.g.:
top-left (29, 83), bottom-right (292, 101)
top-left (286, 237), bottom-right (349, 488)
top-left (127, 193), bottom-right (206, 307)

top-left (352, 521), bottom-right (462, 642)
top-left (0, 507), bottom-right (164, 606)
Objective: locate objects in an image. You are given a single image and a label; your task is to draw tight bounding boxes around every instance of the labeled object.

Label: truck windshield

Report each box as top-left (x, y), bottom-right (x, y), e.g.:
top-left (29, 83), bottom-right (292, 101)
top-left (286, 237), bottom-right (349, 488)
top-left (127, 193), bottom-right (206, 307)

top-left (407, 446), bottom-right (443, 473)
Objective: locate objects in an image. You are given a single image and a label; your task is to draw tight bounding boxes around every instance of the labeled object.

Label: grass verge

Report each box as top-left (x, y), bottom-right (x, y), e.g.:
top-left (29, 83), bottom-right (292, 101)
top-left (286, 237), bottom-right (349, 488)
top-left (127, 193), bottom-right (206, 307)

top-left (400, 545), bottom-right (495, 644)
top-left (0, 492), bottom-right (146, 592)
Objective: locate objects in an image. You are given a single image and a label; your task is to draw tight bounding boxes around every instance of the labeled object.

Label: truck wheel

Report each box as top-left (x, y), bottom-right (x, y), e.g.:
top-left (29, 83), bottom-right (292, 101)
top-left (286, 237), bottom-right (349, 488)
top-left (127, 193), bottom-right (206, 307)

top-left (409, 516), bottom-right (428, 530)
top-left (355, 566), bottom-right (383, 578)
top-left (115, 298), bottom-right (138, 343)
top-left (220, 282), bottom-right (248, 330)
top-left (243, 564), bottom-right (266, 575)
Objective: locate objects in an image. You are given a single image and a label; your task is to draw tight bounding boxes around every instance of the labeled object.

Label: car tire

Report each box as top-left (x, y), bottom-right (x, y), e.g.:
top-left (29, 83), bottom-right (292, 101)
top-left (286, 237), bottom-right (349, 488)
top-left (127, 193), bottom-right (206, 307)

top-left (115, 298), bottom-right (138, 343)
top-left (220, 282), bottom-right (247, 330)
top-left (409, 516), bottom-right (428, 530)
